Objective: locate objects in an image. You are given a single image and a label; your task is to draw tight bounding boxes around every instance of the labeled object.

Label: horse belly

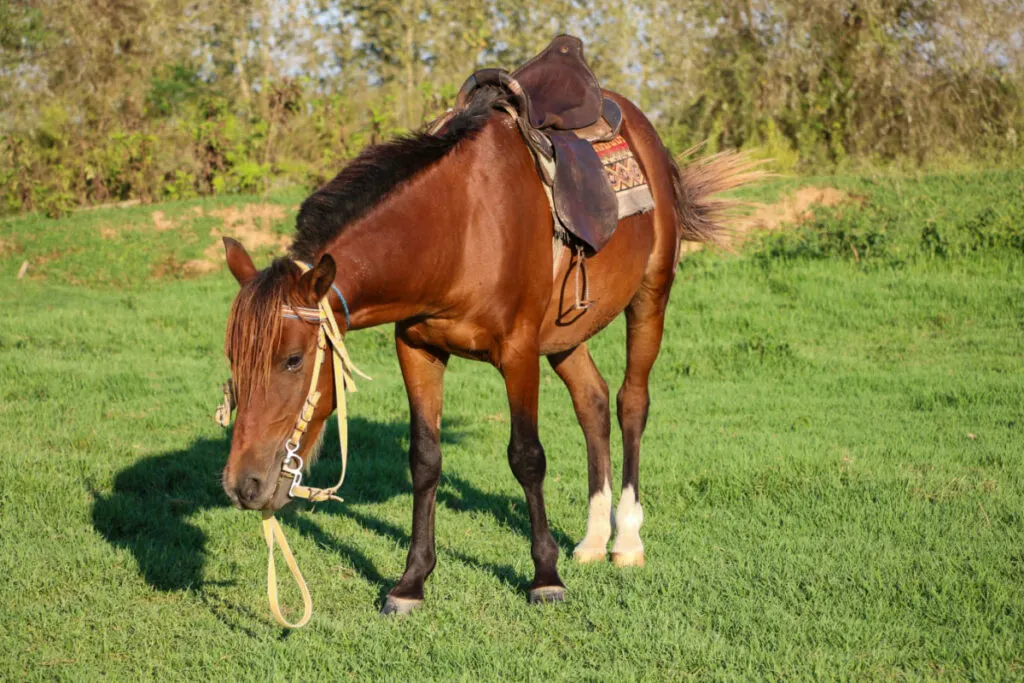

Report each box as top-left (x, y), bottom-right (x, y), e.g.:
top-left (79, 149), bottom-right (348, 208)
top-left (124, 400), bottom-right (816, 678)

top-left (538, 213), bottom-right (653, 355)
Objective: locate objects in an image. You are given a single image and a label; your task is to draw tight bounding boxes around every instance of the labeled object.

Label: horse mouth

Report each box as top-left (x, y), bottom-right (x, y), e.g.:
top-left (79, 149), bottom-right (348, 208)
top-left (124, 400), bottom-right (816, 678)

top-left (262, 477), bottom-right (293, 512)
top-left (223, 448), bottom-right (293, 512)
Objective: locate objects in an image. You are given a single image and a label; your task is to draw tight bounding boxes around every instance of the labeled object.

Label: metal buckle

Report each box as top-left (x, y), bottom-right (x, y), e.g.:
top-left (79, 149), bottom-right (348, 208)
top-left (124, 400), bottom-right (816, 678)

top-left (214, 379), bottom-right (236, 427)
top-left (283, 441), bottom-right (304, 497)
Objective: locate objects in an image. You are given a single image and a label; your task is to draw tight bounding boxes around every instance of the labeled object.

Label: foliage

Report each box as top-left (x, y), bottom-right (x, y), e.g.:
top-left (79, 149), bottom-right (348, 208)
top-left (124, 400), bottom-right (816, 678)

top-left (745, 169), bottom-right (1024, 274)
top-left (752, 207), bottom-right (890, 265)
top-left (1, 1), bottom-right (1023, 215)
top-left (1, 168), bottom-right (1023, 678)
top-left (0, 82), bottom-right (389, 217)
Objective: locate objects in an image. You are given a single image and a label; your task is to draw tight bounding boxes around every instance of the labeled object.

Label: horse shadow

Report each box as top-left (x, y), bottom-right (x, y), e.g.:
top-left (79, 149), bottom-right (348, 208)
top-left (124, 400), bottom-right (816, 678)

top-left (91, 416), bottom-right (576, 605)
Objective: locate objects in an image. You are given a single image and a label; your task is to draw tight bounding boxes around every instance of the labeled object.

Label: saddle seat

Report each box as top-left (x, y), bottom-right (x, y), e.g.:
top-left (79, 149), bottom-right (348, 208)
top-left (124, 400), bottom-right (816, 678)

top-left (452, 35), bottom-right (627, 253)
top-left (512, 34), bottom-right (605, 131)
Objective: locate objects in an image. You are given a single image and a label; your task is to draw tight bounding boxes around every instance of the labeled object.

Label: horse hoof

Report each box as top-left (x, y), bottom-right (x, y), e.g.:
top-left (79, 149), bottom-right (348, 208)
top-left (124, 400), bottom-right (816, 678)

top-left (611, 551), bottom-right (645, 567)
top-left (380, 596), bottom-right (422, 616)
top-left (528, 586), bottom-right (566, 605)
top-left (572, 547), bottom-right (607, 564)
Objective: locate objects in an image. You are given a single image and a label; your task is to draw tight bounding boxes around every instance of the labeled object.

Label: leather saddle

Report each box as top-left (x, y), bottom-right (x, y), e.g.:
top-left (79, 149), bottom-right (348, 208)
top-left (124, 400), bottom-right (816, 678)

top-left (453, 35), bottom-right (624, 253)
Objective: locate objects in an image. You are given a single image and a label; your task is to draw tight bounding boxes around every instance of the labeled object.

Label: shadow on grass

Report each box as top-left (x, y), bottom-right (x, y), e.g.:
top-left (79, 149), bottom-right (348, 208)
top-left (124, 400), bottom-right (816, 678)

top-left (91, 416), bottom-right (575, 604)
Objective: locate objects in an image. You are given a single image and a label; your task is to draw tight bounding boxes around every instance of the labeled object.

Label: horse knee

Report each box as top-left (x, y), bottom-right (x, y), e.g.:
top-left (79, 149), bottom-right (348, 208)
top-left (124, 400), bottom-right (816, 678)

top-left (507, 436), bottom-right (546, 486)
top-left (409, 450), bottom-right (441, 493)
top-left (409, 443), bottom-right (441, 491)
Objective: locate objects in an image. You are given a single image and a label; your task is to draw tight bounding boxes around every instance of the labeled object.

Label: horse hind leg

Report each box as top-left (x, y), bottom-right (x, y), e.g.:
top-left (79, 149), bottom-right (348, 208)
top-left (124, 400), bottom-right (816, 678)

top-left (612, 296), bottom-right (669, 568)
top-left (548, 344), bottom-right (613, 563)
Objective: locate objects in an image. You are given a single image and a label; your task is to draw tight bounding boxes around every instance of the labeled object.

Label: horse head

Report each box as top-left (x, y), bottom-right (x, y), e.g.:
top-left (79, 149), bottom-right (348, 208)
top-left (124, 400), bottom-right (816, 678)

top-left (220, 237), bottom-right (339, 511)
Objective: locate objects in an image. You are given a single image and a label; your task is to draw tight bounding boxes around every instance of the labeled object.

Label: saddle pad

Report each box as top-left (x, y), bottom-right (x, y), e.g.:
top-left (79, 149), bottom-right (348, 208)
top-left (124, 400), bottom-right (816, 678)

top-left (593, 136), bottom-right (654, 219)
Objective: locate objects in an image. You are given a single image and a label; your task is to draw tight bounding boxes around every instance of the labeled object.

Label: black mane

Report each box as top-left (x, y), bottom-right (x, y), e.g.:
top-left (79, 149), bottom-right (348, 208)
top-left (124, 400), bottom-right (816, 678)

top-left (290, 88), bottom-right (503, 261)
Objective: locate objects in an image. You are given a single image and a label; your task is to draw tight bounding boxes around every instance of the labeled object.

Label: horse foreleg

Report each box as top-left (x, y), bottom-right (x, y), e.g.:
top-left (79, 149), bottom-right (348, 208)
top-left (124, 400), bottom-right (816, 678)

top-left (612, 298), bottom-right (669, 568)
top-left (503, 342), bottom-right (565, 603)
top-left (381, 335), bottom-right (449, 616)
top-left (548, 344), bottom-right (613, 564)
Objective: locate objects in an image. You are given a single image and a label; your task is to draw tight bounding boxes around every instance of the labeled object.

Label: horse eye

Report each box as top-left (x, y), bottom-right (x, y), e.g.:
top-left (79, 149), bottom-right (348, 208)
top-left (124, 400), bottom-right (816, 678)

top-left (284, 353), bottom-right (303, 372)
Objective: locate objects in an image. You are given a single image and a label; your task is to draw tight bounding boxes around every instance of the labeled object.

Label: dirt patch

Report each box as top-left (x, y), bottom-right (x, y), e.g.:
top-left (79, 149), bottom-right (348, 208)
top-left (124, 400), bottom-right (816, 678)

top-left (0, 237), bottom-right (28, 260)
top-left (151, 210), bottom-right (176, 232)
top-left (207, 204), bottom-right (286, 245)
top-left (153, 203), bottom-right (292, 276)
top-left (202, 203), bottom-right (289, 263)
top-left (21, 248), bottom-right (82, 281)
top-left (144, 203), bottom-right (291, 279)
top-left (680, 186), bottom-right (862, 254)
top-left (149, 206), bottom-right (204, 233)
top-left (99, 225), bottom-right (118, 240)
top-left (744, 187), bottom-right (861, 232)
top-left (151, 254), bottom-right (219, 279)
top-left (182, 259), bottom-right (219, 276)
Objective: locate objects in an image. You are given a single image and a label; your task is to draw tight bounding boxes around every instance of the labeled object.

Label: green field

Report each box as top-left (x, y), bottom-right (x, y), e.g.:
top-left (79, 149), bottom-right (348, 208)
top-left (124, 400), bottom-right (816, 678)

top-left (2, 169), bottom-right (1023, 680)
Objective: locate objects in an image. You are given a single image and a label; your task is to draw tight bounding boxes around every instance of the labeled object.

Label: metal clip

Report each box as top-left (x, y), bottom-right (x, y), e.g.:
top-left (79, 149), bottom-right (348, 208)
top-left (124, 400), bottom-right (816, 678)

top-left (283, 442), bottom-right (304, 497)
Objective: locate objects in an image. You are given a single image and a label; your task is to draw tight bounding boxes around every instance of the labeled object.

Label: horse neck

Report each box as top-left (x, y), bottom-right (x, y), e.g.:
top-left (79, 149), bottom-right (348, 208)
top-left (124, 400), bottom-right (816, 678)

top-left (320, 147), bottom-right (473, 331)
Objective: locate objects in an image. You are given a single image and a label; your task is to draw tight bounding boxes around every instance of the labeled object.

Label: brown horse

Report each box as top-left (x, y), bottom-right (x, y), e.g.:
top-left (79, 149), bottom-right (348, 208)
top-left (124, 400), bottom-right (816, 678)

top-left (220, 86), bottom-right (754, 614)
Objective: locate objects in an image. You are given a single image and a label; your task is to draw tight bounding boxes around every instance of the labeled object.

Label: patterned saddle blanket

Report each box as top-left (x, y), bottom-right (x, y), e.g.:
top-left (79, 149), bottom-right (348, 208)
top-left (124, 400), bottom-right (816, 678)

top-left (593, 136), bottom-right (654, 223)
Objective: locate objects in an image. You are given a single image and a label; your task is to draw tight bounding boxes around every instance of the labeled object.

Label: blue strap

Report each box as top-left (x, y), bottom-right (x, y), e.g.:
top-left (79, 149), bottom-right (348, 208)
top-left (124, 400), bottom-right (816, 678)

top-left (301, 261), bottom-right (351, 329)
top-left (331, 282), bottom-right (351, 329)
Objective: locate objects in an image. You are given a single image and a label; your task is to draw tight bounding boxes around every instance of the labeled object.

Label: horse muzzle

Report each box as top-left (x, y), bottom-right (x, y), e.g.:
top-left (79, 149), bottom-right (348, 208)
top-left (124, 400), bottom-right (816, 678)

top-left (223, 452), bottom-right (291, 511)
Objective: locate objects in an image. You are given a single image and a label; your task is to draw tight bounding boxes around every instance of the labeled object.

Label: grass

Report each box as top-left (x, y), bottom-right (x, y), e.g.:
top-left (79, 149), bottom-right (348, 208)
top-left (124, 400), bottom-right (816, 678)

top-left (1, 168), bottom-right (1023, 680)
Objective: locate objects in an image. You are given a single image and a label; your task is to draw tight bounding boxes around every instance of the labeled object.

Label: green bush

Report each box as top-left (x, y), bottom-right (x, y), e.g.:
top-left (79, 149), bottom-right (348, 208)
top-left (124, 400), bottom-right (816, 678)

top-left (958, 207), bottom-right (1024, 253)
top-left (753, 207), bottom-right (889, 265)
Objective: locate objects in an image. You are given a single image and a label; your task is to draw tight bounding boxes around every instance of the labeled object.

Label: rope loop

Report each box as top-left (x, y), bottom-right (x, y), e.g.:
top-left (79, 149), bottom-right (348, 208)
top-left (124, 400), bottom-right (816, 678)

top-left (262, 512), bottom-right (313, 629)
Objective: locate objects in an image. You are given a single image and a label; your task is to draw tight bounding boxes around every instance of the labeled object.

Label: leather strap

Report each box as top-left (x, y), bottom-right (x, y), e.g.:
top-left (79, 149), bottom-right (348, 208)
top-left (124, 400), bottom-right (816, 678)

top-left (262, 512), bottom-right (313, 629)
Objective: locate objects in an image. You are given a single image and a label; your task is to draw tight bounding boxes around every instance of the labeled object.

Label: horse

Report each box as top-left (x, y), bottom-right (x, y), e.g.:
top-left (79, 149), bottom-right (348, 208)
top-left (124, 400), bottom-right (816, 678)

top-left (220, 84), bottom-right (756, 615)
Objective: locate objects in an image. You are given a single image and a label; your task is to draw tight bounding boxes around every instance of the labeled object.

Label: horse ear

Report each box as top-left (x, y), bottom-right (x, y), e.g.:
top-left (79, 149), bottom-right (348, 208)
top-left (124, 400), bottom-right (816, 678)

top-left (223, 237), bottom-right (257, 286)
top-left (299, 254), bottom-right (336, 304)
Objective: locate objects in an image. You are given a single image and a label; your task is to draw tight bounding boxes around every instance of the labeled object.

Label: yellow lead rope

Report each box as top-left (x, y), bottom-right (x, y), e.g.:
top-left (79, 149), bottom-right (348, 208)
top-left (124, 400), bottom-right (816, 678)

top-left (259, 262), bottom-right (369, 629)
top-left (262, 512), bottom-right (313, 628)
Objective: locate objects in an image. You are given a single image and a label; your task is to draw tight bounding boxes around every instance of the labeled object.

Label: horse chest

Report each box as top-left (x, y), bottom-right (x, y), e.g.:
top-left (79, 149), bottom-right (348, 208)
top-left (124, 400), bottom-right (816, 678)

top-left (401, 319), bottom-right (498, 363)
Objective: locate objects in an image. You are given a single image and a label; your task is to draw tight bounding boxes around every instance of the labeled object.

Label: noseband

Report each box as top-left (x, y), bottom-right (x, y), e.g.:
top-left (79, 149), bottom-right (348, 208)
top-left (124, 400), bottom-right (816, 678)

top-left (221, 260), bottom-right (369, 629)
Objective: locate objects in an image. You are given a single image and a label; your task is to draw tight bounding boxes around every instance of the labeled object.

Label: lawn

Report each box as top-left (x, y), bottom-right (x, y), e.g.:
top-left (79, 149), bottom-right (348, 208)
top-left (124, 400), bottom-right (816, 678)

top-left (1, 169), bottom-right (1022, 680)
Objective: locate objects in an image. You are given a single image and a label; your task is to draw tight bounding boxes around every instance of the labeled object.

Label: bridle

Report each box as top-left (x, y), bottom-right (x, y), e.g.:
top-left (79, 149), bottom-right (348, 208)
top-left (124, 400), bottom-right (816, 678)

top-left (274, 263), bottom-right (366, 505)
top-left (219, 260), bottom-right (369, 629)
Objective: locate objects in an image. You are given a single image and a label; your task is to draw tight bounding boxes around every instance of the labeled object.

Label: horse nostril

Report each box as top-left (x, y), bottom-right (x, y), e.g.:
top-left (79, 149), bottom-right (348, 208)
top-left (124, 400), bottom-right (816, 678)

top-left (238, 475), bottom-right (264, 507)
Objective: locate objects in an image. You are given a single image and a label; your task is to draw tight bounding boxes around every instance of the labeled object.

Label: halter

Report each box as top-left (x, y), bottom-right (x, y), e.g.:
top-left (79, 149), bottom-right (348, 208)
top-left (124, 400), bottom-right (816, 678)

top-left (273, 268), bottom-right (365, 506)
top-left (220, 260), bottom-right (369, 629)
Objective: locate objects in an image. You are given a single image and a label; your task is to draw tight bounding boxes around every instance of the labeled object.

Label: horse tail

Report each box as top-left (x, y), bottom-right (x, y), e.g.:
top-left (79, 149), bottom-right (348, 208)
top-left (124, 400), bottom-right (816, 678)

top-left (668, 145), bottom-right (764, 247)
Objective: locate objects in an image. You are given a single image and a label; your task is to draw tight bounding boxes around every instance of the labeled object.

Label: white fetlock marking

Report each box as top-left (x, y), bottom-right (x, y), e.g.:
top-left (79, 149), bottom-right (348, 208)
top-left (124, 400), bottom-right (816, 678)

top-left (574, 481), bottom-right (612, 559)
top-left (611, 485), bottom-right (644, 555)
